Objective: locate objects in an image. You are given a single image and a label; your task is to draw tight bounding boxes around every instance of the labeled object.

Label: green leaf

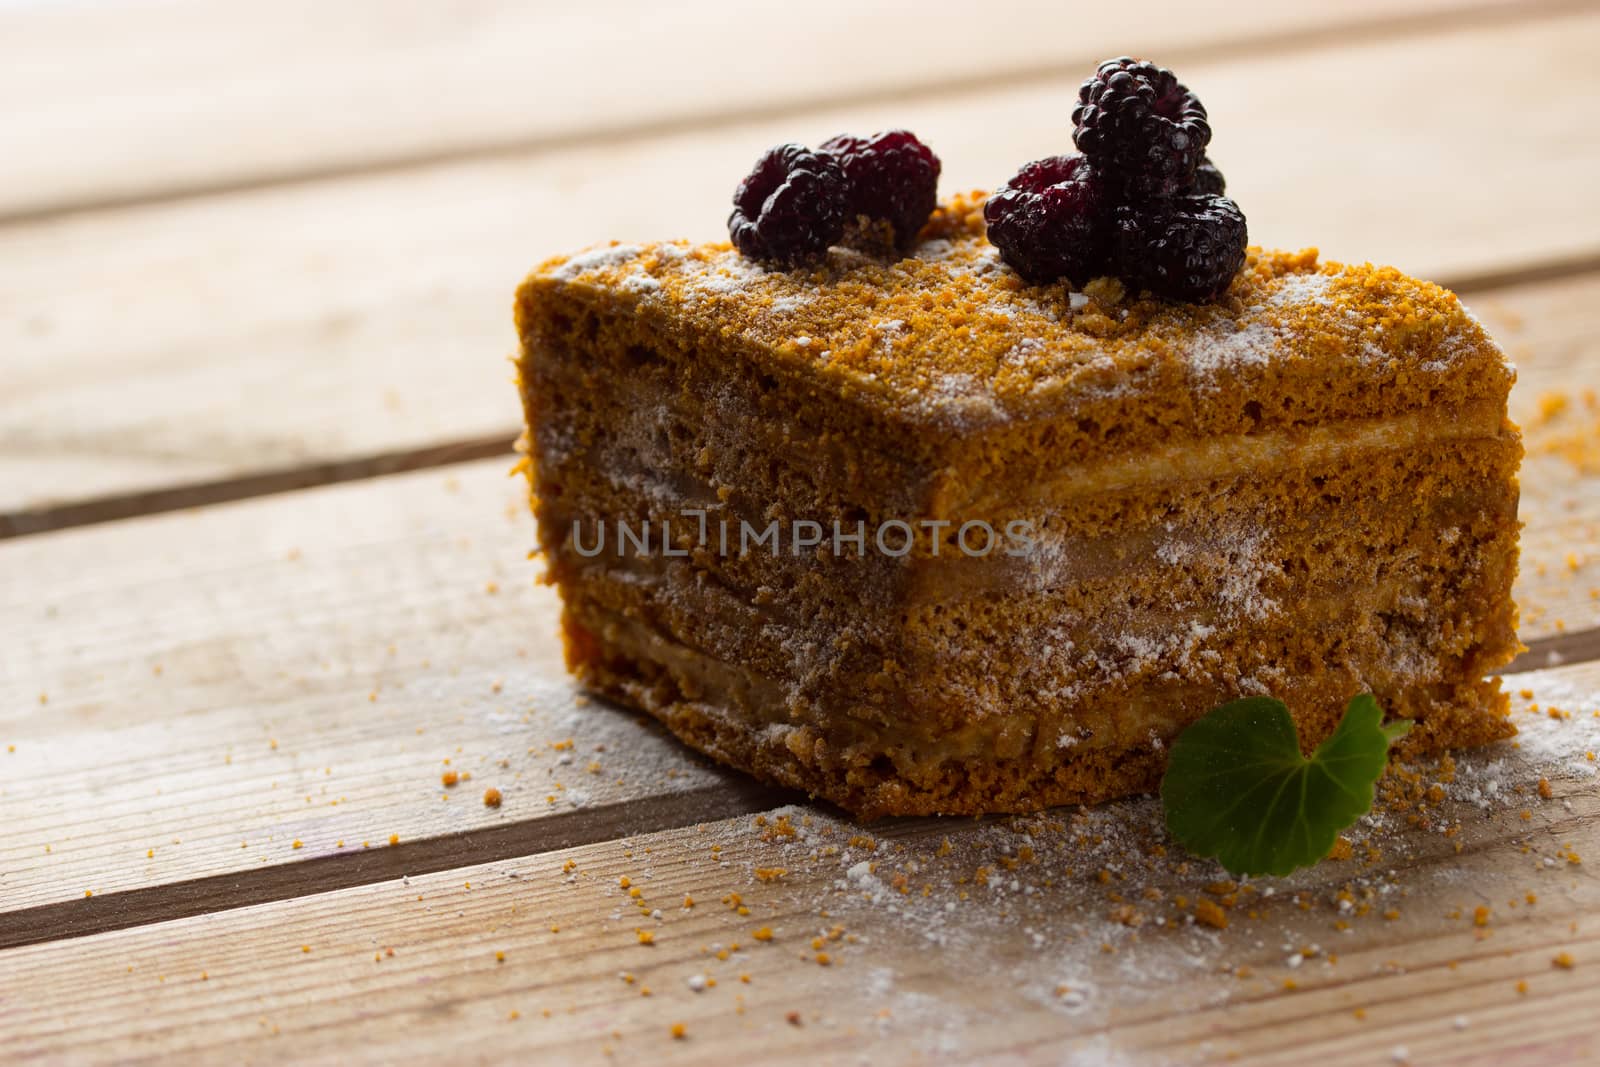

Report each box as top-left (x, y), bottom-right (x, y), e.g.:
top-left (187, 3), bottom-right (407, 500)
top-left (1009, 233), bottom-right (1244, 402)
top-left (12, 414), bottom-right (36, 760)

top-left (1159, 694), bottom-right (1411, 878)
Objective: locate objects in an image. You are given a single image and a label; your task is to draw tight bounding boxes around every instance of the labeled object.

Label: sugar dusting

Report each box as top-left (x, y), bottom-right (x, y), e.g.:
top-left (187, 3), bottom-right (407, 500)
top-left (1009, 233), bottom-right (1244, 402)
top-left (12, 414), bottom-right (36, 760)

top-left (1182, 271), bottom-right (1333, 381)
top-left (534, 223), bottom-right (1500, 434)
top-left (552, 244), bottom-right (644, 281)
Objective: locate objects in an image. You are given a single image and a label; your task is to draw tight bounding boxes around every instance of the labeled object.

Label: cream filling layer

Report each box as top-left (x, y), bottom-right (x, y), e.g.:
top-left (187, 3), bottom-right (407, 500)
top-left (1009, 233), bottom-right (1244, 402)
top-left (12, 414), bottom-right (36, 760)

top-left (961, 401), bottom-right (1507, 509)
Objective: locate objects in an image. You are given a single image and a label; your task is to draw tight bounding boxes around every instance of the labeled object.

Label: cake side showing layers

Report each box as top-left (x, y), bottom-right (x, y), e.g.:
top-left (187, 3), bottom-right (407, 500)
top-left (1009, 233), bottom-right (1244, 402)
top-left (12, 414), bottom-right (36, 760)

top-left (513, 211), bottom-right (1521, 818)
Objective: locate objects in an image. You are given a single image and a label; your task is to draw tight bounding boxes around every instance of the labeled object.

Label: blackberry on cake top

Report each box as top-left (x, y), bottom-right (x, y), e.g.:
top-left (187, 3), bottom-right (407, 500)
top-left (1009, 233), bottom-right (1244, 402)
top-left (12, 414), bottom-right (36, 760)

top-left (820, 130), bottom-right (942, 252)
top-left (729, 132), bottom-right (942, 265)
top-left (1113, 193), bottom-right (1249, 302)
top-left (983, 56), bottom-right (1245, 302)
top-left (1073, 57), bottom-right (1212, 198)
top-left (728, 143), bottom-right (849, 266)
top-left (982, 154), bottom-right (1109, 286)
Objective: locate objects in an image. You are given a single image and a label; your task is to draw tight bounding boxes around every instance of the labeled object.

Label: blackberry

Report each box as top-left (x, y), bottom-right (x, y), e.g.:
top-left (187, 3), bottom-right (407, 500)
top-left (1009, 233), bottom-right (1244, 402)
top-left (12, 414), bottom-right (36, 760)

top-left (1192, 155), bottom-right (1226, 197)
top-left (1111, 193), bottom-right (1247, 302)
top-left (728, 144), bottom-right (849, 266)
top-left (1073, 58), bottom-right (1211, 198)
top-left (982, 154), bottom-right (1110, 286)
top-left (820, 130), bottom-right (941, 251)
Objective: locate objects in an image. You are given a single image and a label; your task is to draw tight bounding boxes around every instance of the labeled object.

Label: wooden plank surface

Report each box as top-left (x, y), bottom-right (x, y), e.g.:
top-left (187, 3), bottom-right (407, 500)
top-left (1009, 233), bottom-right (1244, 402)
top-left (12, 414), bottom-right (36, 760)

top-left (3, 662), bottom-right (1596, 1065)
top-left (1474, 277), bottom-right (1600, 646)
top-left (6, 7), bottom-right (1600, 524)
top-left (0, 464), bottom-right (742, 919)
top-left (0, 0), bottom-right (1544, 220)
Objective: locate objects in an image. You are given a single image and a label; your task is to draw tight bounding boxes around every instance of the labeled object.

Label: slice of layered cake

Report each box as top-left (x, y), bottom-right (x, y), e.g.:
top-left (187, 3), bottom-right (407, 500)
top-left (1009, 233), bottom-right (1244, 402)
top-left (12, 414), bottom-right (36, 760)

top-left (512, 62), bottom-right (1519, 819)
top-left (514, 195), bottom-right (1520, 818)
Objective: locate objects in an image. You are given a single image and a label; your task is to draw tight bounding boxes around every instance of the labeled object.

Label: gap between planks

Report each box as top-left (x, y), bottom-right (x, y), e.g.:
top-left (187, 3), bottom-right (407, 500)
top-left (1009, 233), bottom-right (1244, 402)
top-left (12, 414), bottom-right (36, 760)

top-left (0, 0), bottom-right (1586, 228)
top-left (0, 432), bottom-right (513, 540)
top-left (1, 630), bottom-right (1592, 957)
top-left (0, 777), bottom-right (789, 953)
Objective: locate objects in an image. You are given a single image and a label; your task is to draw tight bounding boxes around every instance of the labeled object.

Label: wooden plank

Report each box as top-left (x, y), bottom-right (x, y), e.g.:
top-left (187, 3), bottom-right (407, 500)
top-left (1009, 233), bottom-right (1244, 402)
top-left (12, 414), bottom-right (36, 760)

top-left (3, 662), bottom-right (1596, 1065)
top-left (0, 461), bottom-right (748, 918)
top-left (5, 9), bottom-right (1600, 524)
top-left (0, 0), bottom-right (1544, 220)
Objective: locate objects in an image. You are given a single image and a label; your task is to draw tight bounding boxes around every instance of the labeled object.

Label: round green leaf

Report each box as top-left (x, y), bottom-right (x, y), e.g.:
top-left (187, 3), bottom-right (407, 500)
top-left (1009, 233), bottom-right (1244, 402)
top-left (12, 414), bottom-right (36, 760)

top-left (1160, 694), bottom-right (1410, 878)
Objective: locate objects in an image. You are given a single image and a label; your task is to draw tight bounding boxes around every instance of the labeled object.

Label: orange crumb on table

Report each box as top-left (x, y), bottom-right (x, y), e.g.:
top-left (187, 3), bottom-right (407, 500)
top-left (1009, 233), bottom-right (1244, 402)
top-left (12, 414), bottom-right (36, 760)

top-left (292, 839), bottom-right (303, 850)
top-left (1194, 900), bottom-right (1229, 929)
top-left (752, 926), bottom-right (774, 941)
top-left (1516, 980), bottom-right (1529, 994)
top-left (636, 930), bottom-right (655, 945)
top-left (1553, 952), bottom-right (1576, 969)
top-left (670, 1022), bottom-right (686, 1040)
top-left (1535, 391), bottom-right (1569, 423)
top-left (484, 787), bottom-right (503, 807)
top-left (1473, 906), bottom-right (1491, 927)
top-left (495, 951), bottom-right (506, 963)
top-left (442, 771), bottom-right (459, 787)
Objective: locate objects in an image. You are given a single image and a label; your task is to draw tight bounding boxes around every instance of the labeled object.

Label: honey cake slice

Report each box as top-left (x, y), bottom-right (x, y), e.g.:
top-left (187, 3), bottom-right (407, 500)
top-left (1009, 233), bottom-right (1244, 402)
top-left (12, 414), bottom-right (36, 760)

top-left (512, 195), bottom-right (1520, 819)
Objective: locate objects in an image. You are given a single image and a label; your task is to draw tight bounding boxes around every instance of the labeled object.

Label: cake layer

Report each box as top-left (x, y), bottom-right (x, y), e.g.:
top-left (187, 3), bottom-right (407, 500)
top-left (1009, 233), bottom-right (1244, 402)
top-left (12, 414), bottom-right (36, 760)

top-left (527, 305), bottom-right (1511, 545)
top-left (516, 197), bottom-right (1515, 454)
top-left (536, 413), bottom-right (1517, 625)
top-left (566, 608), bottom-right (1509, 818)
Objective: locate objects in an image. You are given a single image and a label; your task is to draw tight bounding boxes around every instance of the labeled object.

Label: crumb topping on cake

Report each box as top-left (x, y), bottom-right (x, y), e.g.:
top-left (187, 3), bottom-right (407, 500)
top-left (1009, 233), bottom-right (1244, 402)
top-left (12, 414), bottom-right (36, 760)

top-left (521, 193), bottom-right (1509, 429)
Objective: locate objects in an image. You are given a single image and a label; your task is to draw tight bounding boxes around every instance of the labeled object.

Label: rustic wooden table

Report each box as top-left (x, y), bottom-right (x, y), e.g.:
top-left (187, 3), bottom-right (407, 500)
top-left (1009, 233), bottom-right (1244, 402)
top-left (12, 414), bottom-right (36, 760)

top-left (4, 2), bottom-right (1600, 1063)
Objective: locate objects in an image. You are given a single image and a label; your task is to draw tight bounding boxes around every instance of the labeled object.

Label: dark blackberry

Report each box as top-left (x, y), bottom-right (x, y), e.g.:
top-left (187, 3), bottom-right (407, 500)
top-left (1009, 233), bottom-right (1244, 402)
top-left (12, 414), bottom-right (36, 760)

top-left (1073, 57), bottom-right (1211, 198)
top-left (982, 154), bottom-right (1110, 286)
top-left (820, 130), bottom-right (941, 251)
top-left (1192, 155), bottom-right (1226, 196)
top-left (1111, 193), bottom-right (1247, 302)
top-left (728, 144), bottom-right (849, 266)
